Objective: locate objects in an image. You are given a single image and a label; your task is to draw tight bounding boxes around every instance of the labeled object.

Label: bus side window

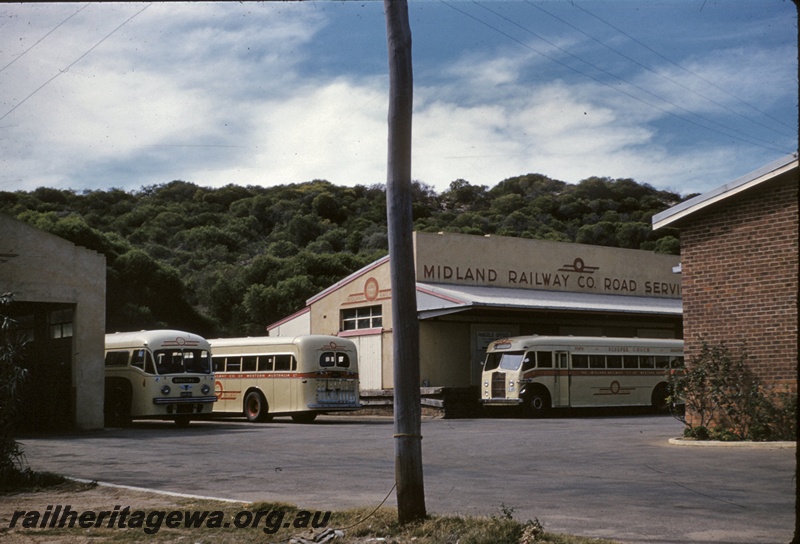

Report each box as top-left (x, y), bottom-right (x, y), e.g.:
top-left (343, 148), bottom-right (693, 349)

top-left (131, 349), bottom-right (147, 370)
top-left (275, 355), bottom-right (292, 372)
top-left (521, 353), bottom-right (535, 371)
top-left (640, 356), bottom-right (655, 369)
top-left (623, 356), bottom-right (639, 369)
top-left (144, 352), bottom-right (156, 374)
top-left (258, 356), bottom-right (273, 372)
top-left (336, 353), bottom-right (350, 368)
top-left (258, 355), bottom-right (273, 372)
top-left (226, 357), bottom-right (241, 372)
top-left (655, 356), bottom-right (670, 369)
top-left (589, 355), bottom-right (605, 369)
top-left (572, 355), bottom-right (589, 369)
top-left (670, 357), bottom-right (685, 369)
top-left (536, 351), bottom-right (553, 368)
top-left (106, 351), bottom-right (129, 367)
top-left (607, 355), bottom-right (622, 369)
top-left (212, 357), bottom-right (225, 372)
top-left (242, 355), bottom-right (257, 372)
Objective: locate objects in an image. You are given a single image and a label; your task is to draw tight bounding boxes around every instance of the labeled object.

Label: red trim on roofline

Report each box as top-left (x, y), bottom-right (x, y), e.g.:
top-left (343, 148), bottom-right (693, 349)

top-left (306, 255), bottom-right (390, 305)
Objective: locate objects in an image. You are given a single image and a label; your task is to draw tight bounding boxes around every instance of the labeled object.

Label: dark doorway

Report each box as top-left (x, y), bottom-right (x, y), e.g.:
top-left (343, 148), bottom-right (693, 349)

top-left (9, 302), bottom-right (74, 432)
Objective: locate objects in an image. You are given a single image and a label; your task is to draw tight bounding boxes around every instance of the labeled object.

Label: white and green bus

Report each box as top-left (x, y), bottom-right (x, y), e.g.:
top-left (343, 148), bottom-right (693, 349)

top-left (104, 330), bottom-right (216, 426)
top-left (481, 336), bottom-right (684, 416)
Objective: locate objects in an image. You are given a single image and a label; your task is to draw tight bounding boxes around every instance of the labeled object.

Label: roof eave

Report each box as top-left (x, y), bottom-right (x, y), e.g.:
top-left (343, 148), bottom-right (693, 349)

top-left (653, 152), bottom-right (799, 230)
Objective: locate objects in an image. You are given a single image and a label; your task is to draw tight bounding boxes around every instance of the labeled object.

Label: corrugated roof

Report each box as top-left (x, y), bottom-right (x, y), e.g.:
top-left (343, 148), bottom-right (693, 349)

top-left (653, 152), bottom-right (798, 230)
top-left (416, 282), bottom-right (682, 319)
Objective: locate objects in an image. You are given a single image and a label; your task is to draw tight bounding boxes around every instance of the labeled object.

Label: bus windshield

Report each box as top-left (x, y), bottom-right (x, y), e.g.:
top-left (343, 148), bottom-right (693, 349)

top-left (154, 349), bottom-right (212, 375)
top-left (484, 351), bottom-right (525, 371)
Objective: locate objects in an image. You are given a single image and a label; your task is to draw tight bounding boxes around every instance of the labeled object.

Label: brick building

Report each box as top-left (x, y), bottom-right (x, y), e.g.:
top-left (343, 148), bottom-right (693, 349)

top-left (653, 153), bottom-right (798, 393)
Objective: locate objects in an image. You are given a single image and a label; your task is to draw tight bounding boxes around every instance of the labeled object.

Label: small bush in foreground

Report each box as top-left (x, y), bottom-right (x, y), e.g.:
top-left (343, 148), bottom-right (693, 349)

top-left (669, 341), bottom-right (796, 441)
top-left (0, 292), bottom-right (30, 488)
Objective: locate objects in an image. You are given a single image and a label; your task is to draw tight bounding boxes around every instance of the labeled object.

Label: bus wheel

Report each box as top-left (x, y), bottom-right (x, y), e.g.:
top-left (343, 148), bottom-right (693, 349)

top-left (522, 389), bottom-right (551, 418)
top-left (174, 415), bottom-right (191, 427)
top-left (291, 412), bottom-right (317, 424)
top-left (105, 388), bottom-right (131, 428)
top-left (244, 391), bottom-right (269, 423)
top-left (651, 383), bottom-right (670, 414)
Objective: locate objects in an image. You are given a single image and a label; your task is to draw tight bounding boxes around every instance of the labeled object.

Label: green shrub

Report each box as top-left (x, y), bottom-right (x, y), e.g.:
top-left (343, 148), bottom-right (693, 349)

top-left (668, 341), bottom-right (796, 441)
top-left (0, 292), bottom-right (29, 487)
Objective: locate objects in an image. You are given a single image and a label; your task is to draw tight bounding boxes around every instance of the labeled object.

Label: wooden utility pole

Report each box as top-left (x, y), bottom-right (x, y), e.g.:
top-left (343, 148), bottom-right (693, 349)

top-left (383, 0), bottom-right (426, 524)
top-left (792, 5), bottom-right (799, 544)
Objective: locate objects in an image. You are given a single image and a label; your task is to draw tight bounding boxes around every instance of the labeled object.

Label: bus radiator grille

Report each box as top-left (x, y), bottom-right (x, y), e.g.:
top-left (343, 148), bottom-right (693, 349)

top-left (491, 372), bottom-right (506, 399)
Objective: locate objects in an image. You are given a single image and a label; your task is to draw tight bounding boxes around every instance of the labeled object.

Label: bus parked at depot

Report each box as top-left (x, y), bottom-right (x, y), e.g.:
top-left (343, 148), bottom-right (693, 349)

top-left (104, 330), bottom-right (216, 426)
top-left (481, 336), bottom-right (684, 416)
top-left (208, 335), bottom-right (360, 423)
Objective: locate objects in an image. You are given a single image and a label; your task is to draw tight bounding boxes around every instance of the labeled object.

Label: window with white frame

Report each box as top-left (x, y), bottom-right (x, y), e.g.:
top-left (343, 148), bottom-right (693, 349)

top-left (341, 305), bottom-right (382, 331)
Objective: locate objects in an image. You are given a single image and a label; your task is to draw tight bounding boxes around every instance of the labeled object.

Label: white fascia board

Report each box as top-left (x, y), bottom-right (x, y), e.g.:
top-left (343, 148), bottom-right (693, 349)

top-left (652, 153), bottom-right (798, 230)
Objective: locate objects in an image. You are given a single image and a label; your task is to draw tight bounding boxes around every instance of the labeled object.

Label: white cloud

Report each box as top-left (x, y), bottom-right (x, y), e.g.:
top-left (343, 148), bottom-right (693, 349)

top-left (190, 78), bottom-right (389, 187)
top-left (0, 2), bottom-right (794, 197)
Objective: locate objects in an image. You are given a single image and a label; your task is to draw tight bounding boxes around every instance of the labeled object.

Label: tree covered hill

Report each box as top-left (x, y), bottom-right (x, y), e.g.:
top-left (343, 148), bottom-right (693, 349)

top-left (0, 174), bottom-right (687, 337)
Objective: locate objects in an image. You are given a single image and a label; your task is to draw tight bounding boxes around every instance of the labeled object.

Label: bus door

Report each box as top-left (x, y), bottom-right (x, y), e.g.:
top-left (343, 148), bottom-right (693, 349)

top-left (552, 351), bottom-right (570, 407)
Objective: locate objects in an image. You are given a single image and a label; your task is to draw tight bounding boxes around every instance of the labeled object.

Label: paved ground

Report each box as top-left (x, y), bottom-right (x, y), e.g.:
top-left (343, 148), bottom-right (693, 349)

top-left (13, 413), bottom-right (796, 544)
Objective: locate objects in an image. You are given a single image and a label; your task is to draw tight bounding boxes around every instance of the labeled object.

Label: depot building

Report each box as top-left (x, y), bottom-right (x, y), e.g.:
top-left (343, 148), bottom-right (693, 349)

top-left (0, 213), bottom-right (106, 431)
top-left (269, 231), bottom-right (682, 402)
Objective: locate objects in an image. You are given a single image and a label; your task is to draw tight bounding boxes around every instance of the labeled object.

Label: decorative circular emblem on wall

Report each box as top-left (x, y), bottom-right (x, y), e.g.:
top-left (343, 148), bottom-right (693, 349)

top-left (364, 277), bottom-right (379, 301)
top-left (610, 380), bottom-right (621, 394)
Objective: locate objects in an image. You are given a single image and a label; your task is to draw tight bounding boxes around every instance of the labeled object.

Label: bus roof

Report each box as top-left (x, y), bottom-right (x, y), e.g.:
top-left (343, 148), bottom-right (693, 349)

top-left (105, 329), bottom-right (210, 350)
top-left (207, 335), bottom-right (355, 350)
top-left (488, 335), bottom-right (683, 351)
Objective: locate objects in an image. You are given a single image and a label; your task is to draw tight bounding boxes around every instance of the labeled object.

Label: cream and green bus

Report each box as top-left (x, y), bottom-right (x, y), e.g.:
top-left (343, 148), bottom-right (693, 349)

top-left (104, 330), bottom-right (216, 426)
top-left (481, 336), bottom-right (684, 416)
top-left (208, 335), bottom-right (360, 423)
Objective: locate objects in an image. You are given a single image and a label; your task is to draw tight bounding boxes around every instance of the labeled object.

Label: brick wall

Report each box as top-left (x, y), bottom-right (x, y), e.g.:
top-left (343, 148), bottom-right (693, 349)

top-left (680, 175), bottom-right (798, 392)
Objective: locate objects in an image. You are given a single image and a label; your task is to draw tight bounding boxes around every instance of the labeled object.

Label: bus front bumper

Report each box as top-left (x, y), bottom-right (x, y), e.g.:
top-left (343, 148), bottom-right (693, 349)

top-left (480, 398), bottom-right (522, 406)
top-left (153, 396), bottom-right (218, 405)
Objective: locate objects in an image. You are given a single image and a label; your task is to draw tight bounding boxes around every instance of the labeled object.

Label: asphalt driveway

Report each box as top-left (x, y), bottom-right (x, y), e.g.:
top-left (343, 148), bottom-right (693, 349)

top-left (14, 413), bottom-right (796, 544)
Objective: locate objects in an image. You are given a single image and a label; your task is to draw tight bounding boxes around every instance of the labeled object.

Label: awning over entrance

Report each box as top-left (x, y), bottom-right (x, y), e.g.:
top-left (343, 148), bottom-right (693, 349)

top-left (416, 282), bottom-right (682, 320)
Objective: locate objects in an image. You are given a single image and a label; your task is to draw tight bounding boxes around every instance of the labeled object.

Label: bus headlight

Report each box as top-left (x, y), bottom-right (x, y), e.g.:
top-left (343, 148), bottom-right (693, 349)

top-left (201, 384), bottom-right (210, 395)
top-left (161, 385), bottom-right (171, 395)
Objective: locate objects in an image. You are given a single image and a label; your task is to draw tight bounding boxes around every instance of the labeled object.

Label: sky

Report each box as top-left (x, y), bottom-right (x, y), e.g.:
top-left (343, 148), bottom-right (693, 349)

top-left (0, 1), bottom-right (796, 197)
